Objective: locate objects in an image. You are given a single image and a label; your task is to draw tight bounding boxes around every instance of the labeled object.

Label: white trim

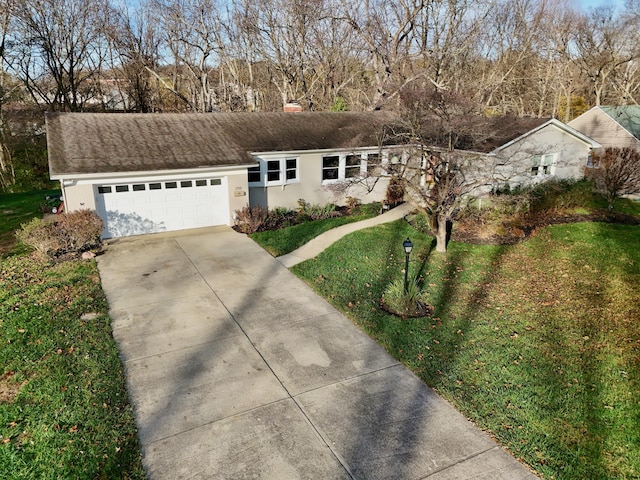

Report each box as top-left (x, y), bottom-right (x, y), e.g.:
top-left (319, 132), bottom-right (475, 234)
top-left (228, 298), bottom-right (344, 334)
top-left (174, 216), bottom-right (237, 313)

top-left (492, 118), bottom-right (602, 153)
top-left (250, 146), bottom-right (385, 157)
top-left (249, 156), bottom-right (300, 187)
top-left (50, 165), bottom-right (250, 181)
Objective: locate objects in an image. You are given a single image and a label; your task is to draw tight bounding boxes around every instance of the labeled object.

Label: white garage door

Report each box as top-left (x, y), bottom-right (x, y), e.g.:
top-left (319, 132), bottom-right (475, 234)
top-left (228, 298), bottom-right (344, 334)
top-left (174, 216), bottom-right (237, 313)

top-left (95, 177), bottom-right (229, 238)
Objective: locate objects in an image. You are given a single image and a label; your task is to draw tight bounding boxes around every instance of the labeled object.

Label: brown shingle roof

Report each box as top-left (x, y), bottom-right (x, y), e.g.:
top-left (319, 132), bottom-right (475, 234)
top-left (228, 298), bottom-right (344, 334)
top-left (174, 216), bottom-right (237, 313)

top-left (46, 111), bottom-right (549, 177)
top-left (46, 111), bottom-right (395, 176)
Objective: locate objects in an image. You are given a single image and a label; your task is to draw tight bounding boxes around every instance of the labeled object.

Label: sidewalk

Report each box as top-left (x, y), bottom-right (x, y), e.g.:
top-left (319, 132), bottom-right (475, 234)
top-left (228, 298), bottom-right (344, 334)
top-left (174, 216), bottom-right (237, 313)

top-left (277, 203), bottom-right (414, 267)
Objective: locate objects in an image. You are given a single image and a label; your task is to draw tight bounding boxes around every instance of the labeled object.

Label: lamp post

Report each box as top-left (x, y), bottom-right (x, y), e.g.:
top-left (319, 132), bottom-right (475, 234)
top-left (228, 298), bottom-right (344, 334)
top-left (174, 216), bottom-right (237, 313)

top-left (403, 238), bottom-right (413, 294)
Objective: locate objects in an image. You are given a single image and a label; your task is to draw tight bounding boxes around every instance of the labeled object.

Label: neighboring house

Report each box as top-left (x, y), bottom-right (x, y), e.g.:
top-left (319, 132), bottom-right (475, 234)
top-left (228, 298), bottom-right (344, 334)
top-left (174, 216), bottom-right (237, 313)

top-left (490, 118), bottom-right (601, 191)
top-left (46, 112), bottom-right (600, 239)
top-left (568, 106), bottom-right (640, 154)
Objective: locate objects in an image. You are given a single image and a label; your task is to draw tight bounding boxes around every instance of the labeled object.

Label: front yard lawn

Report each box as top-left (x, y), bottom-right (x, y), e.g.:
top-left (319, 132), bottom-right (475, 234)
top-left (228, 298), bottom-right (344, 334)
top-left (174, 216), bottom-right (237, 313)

top-left (250, 202), bottom-right (381, 256)
top-left (292, 220), bottom-right (640, 479)
top-left (0, 255), bottom-right (144, 479)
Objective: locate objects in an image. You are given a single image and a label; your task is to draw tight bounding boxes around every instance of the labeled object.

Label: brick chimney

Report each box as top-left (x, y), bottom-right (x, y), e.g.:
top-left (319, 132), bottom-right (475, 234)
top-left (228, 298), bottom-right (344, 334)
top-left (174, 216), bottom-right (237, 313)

top-left (283, 101), bottom-right (302, 113)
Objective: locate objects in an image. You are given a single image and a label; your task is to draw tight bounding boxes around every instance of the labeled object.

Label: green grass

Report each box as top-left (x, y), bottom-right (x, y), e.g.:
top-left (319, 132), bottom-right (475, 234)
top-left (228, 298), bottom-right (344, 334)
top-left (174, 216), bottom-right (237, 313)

top-left (250, 202), bottom-right (381, 256)
top-left (0, 256), bottom-right (145, 479)
top-left (579, 194), bottom-right (640, 215)
top-left (0, 189), bottom-right (61, 256)
top-left (292, 220), bottom-right (640, 479)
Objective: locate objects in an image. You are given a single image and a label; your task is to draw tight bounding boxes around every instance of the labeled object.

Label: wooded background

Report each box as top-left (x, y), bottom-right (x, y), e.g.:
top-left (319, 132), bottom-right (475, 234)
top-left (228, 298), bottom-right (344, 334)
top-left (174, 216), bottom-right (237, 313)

top-left (1, 0), bottom-right (639, 190)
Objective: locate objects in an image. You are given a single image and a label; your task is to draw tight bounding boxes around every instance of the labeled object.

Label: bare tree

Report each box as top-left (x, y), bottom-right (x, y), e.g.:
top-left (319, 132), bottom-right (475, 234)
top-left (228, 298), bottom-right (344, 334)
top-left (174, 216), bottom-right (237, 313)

top-left (568, 5), bottom-right (640, 106)
top-left (153, 0), bottom-right (229, 112)
top-left (0, 0), bottom-right (16, 188)
top-left (585, 147), bottom-right (640, 207)
top-left (388, 84), bottom-right (499, 252)
top-left (108, 0), bottom-right (163, 112)
top-left (414, 0), bottom-right (488, 92)
top-left (12, 0), bottom-right (112, 111)
top-left (236, 0), bottom-right (329, 109)
top-left (341, 0), bottom-right (424, 109)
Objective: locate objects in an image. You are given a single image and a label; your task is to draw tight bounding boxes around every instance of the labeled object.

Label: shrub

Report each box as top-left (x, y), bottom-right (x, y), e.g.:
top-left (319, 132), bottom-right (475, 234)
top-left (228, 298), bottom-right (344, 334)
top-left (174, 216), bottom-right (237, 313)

top-left (306, 203), bottom-right (339, 220)
top-left (381, 277), bottom-right (430, 317)
top-left (16, 210), bottom-right (103, 258)
top-left (262, 207), bottom-right (298, 230)
top-left (508, 179), bottom-right (595, 213)
top-left (15, 217), bottom-right (62, 258)
top-left (55, 209), bottom-right (103, 253)
top-left (234, 205), bottom-right (270, 233)
top-left (345, 196), bottom-right (361, 212)
top-left (584, 147), bottom-right (640, 207)
top-left (385, 176), bottom-right (405, 206)
top-left (296, 199), bottom-right (341, 220)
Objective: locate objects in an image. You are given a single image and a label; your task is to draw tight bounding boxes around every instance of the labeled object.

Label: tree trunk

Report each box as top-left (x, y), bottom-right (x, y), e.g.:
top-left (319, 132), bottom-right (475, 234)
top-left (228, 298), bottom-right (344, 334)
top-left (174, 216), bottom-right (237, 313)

top-left (435, 214), bottom-right (448, 253)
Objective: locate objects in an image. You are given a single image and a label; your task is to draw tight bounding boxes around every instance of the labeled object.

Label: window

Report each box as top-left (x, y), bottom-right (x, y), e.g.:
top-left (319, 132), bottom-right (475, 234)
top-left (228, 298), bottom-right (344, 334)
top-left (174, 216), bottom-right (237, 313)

top-left (181, 180), bottom-right (192, 188)
top-left (210, 178), bottom-right (222, 186)
top-left (322, 153), bottom-right (372, 181)
top-left (248, 165), bottom-right (261, 183)
top-left (345, 154), bottom-right (361, 178)
top-left (250, 157), bottom-right (299, 185)
top-left (132, 184), bottom-right (146, 191)
top-left (586, 153), bottom-right (599, 168)
top-left (384, 150), bottom-right (404, 175)
top-left (98, 186), bottom-right (112, 194)
top-left (366, 153), bottom-right (380, 176)
top-left (531, 154), bottom-right (555, 176)
top-left (267, 160), bottom-right (280, 182)
top-left (322, 155), bottom-right (340, 180)
top-left (115, 185), bottom-right (129, 192)
top-left (195, 179), bottom-right (207, 186)
top-left (165, 182), bottom-right (177, 189)
top-left (149, 183), bottom-right (162, 190)
top-left (286, 158), bottom-right (297, 180)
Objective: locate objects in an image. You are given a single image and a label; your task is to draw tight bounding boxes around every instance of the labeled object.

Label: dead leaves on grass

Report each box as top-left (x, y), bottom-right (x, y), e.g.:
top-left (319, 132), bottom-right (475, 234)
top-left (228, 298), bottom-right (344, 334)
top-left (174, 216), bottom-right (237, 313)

top-left (0, 371), bottom-right (27, 404)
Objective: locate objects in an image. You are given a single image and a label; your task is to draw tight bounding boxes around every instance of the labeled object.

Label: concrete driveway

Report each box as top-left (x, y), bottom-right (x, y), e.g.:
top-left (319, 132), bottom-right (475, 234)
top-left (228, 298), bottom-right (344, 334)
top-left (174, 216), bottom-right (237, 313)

top-left (97, 227), bottom-right (537, 480)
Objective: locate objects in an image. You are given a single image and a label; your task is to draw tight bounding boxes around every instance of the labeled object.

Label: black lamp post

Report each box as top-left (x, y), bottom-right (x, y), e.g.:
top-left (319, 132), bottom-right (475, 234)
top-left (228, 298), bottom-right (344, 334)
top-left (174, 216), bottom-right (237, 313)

top-left (403, 238), bottom-right (413, 294)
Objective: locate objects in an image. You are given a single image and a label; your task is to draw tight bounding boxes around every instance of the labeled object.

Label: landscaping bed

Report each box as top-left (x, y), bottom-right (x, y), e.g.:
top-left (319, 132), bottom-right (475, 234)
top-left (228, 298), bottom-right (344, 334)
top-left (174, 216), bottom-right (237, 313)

top-left (450, 208), bottom-right (640, 245)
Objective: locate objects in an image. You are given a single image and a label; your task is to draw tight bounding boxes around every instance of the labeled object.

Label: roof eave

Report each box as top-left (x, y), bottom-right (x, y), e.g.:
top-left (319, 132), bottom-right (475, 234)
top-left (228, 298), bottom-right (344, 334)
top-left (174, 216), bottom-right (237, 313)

top-left (491, 118), bottom-right (601, 153)
top-left (50, 163), bottom-right (255, 181)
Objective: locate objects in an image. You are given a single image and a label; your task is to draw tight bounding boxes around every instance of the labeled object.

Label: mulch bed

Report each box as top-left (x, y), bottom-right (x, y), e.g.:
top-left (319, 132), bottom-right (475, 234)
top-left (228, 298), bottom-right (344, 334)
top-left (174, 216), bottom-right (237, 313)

top-left (449, 209), bottom-right (640, 246)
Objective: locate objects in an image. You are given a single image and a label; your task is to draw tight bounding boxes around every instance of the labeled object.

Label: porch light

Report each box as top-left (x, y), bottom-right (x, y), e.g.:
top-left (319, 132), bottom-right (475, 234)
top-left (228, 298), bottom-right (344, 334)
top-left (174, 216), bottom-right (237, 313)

top-left (403, 238), bottom-right (413, 294)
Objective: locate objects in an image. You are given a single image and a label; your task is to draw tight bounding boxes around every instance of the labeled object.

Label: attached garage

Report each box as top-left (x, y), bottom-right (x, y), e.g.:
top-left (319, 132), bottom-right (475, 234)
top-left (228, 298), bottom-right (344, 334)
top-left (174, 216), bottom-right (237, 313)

top-left (94, 177), bottom-right (229, 238)
top-left (45, 112), bottom-right (256, 239)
